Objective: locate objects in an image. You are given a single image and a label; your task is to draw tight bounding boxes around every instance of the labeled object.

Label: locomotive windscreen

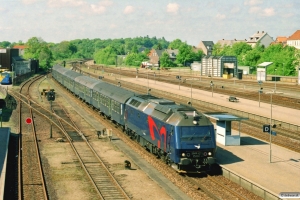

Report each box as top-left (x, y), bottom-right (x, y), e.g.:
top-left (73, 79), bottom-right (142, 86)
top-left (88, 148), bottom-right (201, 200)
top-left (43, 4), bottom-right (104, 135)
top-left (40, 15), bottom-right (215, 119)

top-left (180, 127), bottom-right (212, 142)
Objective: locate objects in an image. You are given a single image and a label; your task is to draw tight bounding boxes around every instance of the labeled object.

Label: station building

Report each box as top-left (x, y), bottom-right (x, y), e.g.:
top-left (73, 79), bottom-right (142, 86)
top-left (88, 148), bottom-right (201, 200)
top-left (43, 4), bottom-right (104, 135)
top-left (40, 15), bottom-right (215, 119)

top-left (200, 55), bottom-right (239, 79)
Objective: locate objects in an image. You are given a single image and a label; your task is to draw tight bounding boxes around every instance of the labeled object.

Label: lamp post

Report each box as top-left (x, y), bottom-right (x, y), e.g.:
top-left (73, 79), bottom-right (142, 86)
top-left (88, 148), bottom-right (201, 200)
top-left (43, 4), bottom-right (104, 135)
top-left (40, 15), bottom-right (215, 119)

top-left (147, 71), bottom-right (149, 92)
top-left (210, 81), bottom-right (214, 97)
top-left (190, 79), bottom-right (193, 106)
top-left (136, 68), bottom-right (139, 78)
top-left (154, 72), bottom-right (156, 84)
top-left (274, 68), bottom-right (277, 92)
top-left (258, 80), bottom-right (263, 107)
top-left (267, 91), bottom-right (282, 163)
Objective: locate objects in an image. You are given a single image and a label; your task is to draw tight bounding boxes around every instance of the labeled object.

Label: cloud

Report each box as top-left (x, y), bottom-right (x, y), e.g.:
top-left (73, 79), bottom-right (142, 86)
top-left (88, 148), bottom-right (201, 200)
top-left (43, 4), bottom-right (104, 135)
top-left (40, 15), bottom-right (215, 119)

top-left (167, 3), bottom-right (179, 14)
top-left (216, 13), bottom-right (226, 20)
top-left (124, 6), bottom-right (134, 14)
top-left (48, 0), bottom-right (86, 8)
top-left (244, 0), bottom-right (263, 6)
top-left (22, 0), bottom-right (38, 4)
top-left (248, 6), bottom-right (261, 14)
top-left (262, 7), bottom-right (275, 16)
top-left (90, 4), bottom-right (106, 14)
top-left (231, 6), bottom-right (240, 13)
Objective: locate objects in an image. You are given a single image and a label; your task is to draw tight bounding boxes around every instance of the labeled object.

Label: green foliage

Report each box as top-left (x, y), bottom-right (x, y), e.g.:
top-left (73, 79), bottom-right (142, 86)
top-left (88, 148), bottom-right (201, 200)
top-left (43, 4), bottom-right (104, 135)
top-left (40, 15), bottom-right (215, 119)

top-left (23, 37), bottom-right (54, 69)
top-left (94, 46), bottom-right (118, 65)
top-left (0, 41), bottom-right (11, 48)
top-left (213, 42), bottom-right (299, 76)
top-left (176, 43), bottom-right (198, 65)
top-left (160, 52), bottom-right (177, 67)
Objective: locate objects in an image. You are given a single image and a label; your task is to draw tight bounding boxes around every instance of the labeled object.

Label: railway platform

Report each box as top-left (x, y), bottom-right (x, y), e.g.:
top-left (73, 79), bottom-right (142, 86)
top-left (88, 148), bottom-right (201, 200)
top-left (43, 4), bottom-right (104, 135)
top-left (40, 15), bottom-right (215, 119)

top-left (0, 127), bottom-right (10, 200)
top-left (122, 77), bottom-right (300, 197)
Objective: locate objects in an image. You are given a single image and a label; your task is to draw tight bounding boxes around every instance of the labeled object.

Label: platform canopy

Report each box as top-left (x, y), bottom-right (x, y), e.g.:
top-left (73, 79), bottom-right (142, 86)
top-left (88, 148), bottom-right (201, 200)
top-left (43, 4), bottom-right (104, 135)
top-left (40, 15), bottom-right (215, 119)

top-left (257, 62), bottom-right (273, 67)
top-left (204, 112), bottom-right (248, 121)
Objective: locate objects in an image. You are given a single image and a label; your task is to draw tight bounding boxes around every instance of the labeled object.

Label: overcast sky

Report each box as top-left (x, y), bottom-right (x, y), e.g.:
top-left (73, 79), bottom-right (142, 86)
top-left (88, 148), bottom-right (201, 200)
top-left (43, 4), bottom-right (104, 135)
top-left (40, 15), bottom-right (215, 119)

top-left (1, 0), bottom-right (299, 46)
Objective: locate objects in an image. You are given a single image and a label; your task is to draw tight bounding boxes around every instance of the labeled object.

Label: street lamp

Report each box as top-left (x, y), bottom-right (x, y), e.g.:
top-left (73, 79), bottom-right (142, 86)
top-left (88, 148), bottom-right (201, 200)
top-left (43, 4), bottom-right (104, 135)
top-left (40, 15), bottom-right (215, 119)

top-left (274, 68), bottom-right (277, 92)
top-left (190, 79), bottom-right (193, 106)
top-left (267, 91), bottom-right (282, 163)
top-left (258, 81), bottom-right (263, 107)
top-left (210, 81), bottom-right (214, 97)
top-left (154, 72), bottom-right (156, 84)
top-left (176, 76), bottom-right (181, 90)
top-left (136, 68), bottom-right (139, 78)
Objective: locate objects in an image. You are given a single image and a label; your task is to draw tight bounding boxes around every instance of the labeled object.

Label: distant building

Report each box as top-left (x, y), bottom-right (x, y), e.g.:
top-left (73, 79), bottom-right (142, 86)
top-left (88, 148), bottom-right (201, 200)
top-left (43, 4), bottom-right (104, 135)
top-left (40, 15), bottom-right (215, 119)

top-left (287, 30), bottom-right (300, 49)
top-left (272, 36), bottom-right (287, 46)
top-left (246, 31), bottom-right (274, 48)
top-left (13, 45), bottom-right (26, 56)
top-left (216, 39), bottom-right (247, 47)
top-left (201, 56), bottom-right (238, 78)
top-left (0, 48), bottom-right (19, 71)
top-left (197, 41), bottom-right (214, 56)
top-left (148, 49), bottom-right (179, 65)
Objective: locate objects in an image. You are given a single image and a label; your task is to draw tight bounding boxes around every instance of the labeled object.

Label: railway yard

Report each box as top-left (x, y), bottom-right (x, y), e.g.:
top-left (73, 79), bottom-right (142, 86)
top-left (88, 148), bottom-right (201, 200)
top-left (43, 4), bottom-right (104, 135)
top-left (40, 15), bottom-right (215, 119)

top-left (1, 63), bottom-right (300, 199)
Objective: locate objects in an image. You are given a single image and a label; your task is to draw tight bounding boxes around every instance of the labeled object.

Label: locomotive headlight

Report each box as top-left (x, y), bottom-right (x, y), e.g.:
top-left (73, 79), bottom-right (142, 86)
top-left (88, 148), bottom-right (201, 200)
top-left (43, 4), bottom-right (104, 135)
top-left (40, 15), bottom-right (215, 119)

top-left (181, 153), bottom-right (186, 157)
top-left (208, 152), bottom-right (212, 156)
top-left (193, 120), bottom-right (197, 125)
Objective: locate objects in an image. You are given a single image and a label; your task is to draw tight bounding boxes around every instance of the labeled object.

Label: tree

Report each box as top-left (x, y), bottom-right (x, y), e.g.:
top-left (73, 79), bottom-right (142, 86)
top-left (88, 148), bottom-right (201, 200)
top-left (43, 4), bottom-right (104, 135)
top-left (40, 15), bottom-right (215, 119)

top-left (176, 43), bottom-right (194, 65)
top-left (23, 37), bottom-right (53, 69)
top-left (168, 39), bottom-right (184, 49)
top-left (160, 52), bottom-right (176, 67)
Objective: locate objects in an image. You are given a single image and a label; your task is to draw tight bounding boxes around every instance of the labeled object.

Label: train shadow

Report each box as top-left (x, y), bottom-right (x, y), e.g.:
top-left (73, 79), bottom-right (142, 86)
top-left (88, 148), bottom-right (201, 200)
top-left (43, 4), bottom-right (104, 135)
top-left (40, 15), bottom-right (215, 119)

top-left (241, 136), bottom-right (267, 145)
top-left (215, 146), bottom-right (244, 165)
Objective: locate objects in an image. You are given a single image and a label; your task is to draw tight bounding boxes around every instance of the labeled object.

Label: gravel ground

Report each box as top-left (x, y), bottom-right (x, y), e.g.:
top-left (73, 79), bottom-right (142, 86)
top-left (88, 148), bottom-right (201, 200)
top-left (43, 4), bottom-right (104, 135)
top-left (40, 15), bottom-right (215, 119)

top-left (4, 81), bottom-right (176, 200)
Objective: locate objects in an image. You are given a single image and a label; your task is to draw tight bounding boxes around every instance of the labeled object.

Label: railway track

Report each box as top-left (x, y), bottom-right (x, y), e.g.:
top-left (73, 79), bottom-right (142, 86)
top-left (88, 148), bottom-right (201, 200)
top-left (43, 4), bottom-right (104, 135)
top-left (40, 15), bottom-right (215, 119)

top-left (50, 70), bottom-right (263, 200)
top-left (8, 75), bottom-right (49, 199)
top-left (83, 64), bottom-right (300, 110)
top-left (51, 101), bottom-right (131, 199)
top-left (76, 65), bottom-right (300, 153)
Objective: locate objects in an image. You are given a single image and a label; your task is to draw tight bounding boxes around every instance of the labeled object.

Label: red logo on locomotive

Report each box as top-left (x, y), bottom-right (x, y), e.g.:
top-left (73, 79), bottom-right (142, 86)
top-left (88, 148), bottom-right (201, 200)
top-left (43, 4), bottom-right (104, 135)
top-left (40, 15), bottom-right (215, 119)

top-left (148, 116), bottom-right (167, 151)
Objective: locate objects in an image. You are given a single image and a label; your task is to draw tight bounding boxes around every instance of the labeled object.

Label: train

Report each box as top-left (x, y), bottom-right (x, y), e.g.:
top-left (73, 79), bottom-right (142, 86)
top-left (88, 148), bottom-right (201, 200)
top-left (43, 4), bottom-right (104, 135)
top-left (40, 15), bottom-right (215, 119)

top-left (52, 64), bottom-right (217, 173)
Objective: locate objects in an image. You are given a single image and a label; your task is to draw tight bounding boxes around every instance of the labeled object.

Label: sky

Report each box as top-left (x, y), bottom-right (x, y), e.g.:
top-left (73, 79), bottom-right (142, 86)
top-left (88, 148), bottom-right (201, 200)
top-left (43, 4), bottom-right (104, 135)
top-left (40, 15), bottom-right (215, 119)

top-left (1, 0), bottom-right (300, 46)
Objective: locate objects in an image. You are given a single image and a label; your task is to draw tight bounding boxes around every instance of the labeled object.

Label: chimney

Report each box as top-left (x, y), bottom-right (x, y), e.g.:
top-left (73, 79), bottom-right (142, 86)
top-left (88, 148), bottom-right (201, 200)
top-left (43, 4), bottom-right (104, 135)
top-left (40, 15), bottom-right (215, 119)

top-left (257, 31), bottom-right (259, 33)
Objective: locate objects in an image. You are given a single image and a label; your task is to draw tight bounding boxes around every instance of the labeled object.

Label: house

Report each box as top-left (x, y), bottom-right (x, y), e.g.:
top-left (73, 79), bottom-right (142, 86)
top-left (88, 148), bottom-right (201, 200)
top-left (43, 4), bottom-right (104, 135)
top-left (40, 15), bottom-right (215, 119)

top-left (216, 39), bottom-right (247, 47)
top-left (13, 45), bottom-right (26, 55)
top-left (197, 41), bottom-right (214, 56)
top-left (165, 49), bottom-right (178, 62)
top-left (246, 31), bottom-right (274, 48)
top-left (287, 30), bottom-right (300, 49)
top-left (272, 36), bottom-right (287, 45)
top-left (148, 49), bottom-right (179, 65)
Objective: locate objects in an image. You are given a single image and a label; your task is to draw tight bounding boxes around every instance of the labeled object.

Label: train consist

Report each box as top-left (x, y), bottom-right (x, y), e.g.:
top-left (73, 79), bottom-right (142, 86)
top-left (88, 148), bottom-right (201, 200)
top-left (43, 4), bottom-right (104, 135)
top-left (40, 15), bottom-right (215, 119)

top-left (52, 64), bottom-right (217, 173)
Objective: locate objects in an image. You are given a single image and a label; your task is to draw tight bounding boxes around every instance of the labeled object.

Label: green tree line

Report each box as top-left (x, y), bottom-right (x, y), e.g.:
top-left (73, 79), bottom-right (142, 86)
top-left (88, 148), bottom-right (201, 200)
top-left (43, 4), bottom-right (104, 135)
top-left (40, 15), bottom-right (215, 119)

top-left (1, 37), bottom-right (299, 76)
top-left (213, 42), bottom-right (300, 76)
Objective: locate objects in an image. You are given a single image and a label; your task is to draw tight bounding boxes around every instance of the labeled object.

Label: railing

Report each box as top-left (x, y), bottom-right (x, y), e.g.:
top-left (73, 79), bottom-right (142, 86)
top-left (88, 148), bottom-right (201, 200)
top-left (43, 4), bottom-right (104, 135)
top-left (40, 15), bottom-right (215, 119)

top-left (221, 166), bottom-right (280, 200)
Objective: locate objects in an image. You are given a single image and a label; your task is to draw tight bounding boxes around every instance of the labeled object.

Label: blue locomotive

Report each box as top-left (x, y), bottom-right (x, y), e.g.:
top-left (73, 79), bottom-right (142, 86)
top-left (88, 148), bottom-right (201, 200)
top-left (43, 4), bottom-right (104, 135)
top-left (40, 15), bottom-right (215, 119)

top-left (1, 73), bottom-right (12, 85)
top-left (52, 65), bottom-right (217, 173)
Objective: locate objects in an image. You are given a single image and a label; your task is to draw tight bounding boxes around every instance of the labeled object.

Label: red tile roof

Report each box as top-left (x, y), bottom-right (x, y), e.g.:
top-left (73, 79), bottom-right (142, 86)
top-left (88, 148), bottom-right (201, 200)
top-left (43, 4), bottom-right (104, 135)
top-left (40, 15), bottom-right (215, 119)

top-left (287, 30), bottom-right (300, 40)
top-left (276, 36), bottom-right (287, 42)
top-left (13, 45), bottom-right (26, 49)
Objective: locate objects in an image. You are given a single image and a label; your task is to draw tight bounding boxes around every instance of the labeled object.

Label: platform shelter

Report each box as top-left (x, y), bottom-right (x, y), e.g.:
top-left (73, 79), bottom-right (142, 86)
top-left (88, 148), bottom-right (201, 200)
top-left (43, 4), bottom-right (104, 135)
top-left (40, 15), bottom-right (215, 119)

top-left (204, 112), bottom-right (248, 146)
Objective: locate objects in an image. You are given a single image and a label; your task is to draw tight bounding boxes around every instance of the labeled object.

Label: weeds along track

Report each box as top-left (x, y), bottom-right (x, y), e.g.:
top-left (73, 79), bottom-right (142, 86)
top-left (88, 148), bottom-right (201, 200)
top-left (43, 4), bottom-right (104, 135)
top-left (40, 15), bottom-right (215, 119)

top-left (50, 102), bottom-right (131, 199)
top-left (8, 75), bottom-right (49, 200)
top-left (50, 71), bottom-right (263, 200)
